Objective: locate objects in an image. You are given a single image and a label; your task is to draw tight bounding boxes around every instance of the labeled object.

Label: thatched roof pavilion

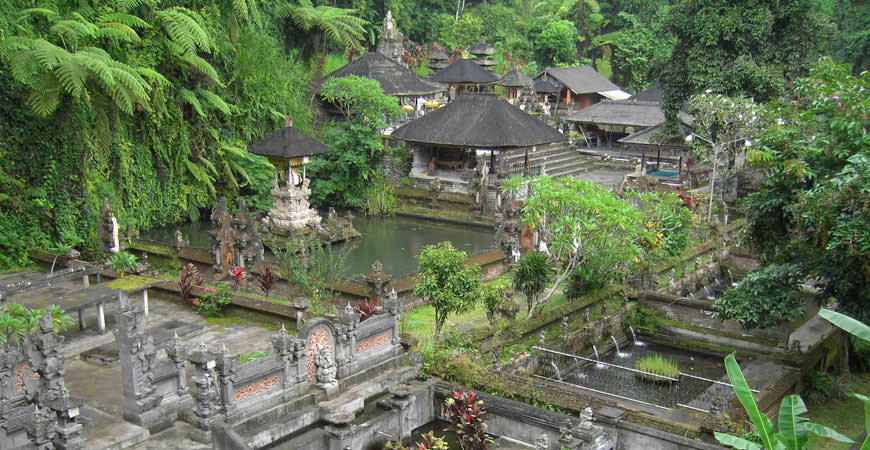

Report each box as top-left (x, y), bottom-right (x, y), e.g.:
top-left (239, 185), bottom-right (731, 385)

top-left (468, 39), bottom-right (497, 68)
top-left (391, 92), bottom-right (561, 148)
top-left (248, 120), bottom-right (331, 163)
top-left (323, 52), bottom-right (445, 98)
top-left (430, 59), bottom-right (498, 93)
top-left (498, 67), bottom-right (533, 101)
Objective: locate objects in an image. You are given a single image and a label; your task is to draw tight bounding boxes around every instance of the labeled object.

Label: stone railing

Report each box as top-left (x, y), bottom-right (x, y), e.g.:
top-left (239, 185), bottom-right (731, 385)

top-left (115, 292), bottom-right (404, 443)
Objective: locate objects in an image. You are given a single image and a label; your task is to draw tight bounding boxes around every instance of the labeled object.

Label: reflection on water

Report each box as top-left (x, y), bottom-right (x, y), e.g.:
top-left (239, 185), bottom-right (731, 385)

top-left (140, 214), bottom-right (495, 279)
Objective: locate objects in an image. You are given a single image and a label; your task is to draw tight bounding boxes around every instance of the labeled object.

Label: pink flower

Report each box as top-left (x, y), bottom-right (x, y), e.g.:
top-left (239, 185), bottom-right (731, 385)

top-left (192, 300), bottom-right (200, 307)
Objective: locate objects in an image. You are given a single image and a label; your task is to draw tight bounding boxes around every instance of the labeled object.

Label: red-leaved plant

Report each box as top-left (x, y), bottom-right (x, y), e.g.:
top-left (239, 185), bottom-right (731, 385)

top-left (355, 299), bottom-right (377, 322)
top-left (417, 431), bottom-right (447, 450)
top-left (230, 266), bottom-right (246, 291)
top-left (443, 391), bottom-right (492, 450)
top-left (257, 265), bottom-right (277, 297)
top-left (179, 263), bottom-right (204, 301)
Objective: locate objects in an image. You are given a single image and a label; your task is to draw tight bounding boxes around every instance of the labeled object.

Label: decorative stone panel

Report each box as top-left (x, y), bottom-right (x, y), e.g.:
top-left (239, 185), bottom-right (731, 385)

top-left (235, 375), bottom-right (281, 400)
top-left (306, 325), bottom-right (332, 384)
top-left (14, 363), bottom-right (37, 393)
top-left (355, 331), bottom-right (392, 354)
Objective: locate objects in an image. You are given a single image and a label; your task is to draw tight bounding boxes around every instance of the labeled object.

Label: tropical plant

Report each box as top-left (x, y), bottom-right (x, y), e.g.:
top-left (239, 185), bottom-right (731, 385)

top-left (417, 431), bottom-right (448, 450)
top-left (512, 251), bottom-right (550, 315)
top-left (179, 263), bottom-right (204, 301)
top-left (275, 237), bottom-right (349, 306)
top-left (533, 19), bottom-right (578, 66)
top-left (257, 265), bottom-right (277, 297)
top-left (276, 0), bottom-right (367, 75)
top-left (443, 390), bottom-right (492, 450)
top-left (354, 299), bottom-right (377, 321)
top-left (0, 303), bottom-right (71, 348)
top-left (364, 173), bottom-right (399, 216)
top-left (480, 280), bottom-right (508, 324)
top-left (413, 242), bottom-right (481, 343)
top-left (109, 251), bottom-right (137, 277)
top-left (715, 264), bottom-right (804, 330)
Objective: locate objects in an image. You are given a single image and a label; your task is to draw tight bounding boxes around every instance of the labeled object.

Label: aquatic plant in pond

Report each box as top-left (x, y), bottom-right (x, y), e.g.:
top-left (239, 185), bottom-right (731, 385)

top-left (635, 354), bottom-right (678, 382)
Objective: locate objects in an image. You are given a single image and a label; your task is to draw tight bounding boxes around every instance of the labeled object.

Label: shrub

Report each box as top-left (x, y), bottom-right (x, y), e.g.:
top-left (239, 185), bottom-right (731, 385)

top-left (363, 173), bottom-right (398, 216)
top-left (512, 251), bottom-right (551, 314)
top-left (194, 284), bottom-right (232, 316)
top-left (443, 390), bottom-right (493, 450)
top-left (257, 265), bottom-right (277, 297)
top-left (566, 265), bottom-right (604, 299)
top-left (480, 280), bottom-right (509, 324)
top-left (803, 371), bottom-right (845, 404)
top-left (355, 299), bottom-right (377, 321)
top-left (179, 263), bottom-right (204, 301)
top-left (635, 354), bottom-right (679, 382)
top-left (109, 251), bottom-right (137, 277)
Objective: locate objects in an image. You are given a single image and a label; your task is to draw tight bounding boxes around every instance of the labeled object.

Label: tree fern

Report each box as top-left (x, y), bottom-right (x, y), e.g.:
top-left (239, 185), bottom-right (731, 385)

top-left (198, 89), bottom-right (232, 115)
top-left (180, 52), bottom-right (222, 86)
top-left (97, 12), bottom-right (150, 29)
top-left (18, 8), bottom-right (59, 21)
top-left (179, 88), bottom-right (205, 117)
top-left (156, 8), bottom-right (214, 55)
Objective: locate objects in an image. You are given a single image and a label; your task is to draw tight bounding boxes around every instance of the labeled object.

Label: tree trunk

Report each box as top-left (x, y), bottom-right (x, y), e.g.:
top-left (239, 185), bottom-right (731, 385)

top-left (526, 264), bottom-right (573, 318)
top-left (434, 313), bottom-right (446, 343)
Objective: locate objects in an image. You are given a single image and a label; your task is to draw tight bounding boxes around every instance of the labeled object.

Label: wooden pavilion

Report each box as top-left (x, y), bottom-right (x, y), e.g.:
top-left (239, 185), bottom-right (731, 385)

top-left (430, 59), bottom-right (498, 98)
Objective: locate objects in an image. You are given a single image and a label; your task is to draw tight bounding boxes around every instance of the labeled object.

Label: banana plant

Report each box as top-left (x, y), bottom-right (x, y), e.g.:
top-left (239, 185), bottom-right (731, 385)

top-left (716, 307), bottom-right (870, 449)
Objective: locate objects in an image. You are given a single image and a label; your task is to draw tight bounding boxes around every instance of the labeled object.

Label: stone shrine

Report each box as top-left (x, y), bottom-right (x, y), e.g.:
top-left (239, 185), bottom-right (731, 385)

top-left (264, 175), bottom-right (322, 232)
top-left (97, 198), bottom-right (121, 253)
top-left (377, 10), bottom-right (404, 66)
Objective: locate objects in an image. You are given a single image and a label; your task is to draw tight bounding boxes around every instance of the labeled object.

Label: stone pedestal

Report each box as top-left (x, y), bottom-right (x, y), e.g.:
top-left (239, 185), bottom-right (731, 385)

top-left (264, 178), bottom-right (322, 233)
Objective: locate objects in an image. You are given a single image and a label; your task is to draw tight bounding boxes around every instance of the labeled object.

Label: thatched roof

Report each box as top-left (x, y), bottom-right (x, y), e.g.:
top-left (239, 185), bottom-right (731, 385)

top-left (391, 92), bottom-right (562, 148)
top-left (248, 125), bottom-right (331, 160)
top-left (618, 122), bottom-right (691, 147)
top-left (534, 66), bottom-right (621, 94)
top-left (630, 86), bottom-right (664, 103)
top-left (534, 77), bottom-right (559, 94)
top-left (323, 52), bottom-right (445, 97)
top-left (498, 67), bottom-right (533, 88)
top-left (565, 100), bottom-right (668, 127)
top-left (430, 59), bottom-right (498, 84)
top-left (469, 40), bottom-right (496, 56)
top-left (429, 49), bottom-right (449, 61)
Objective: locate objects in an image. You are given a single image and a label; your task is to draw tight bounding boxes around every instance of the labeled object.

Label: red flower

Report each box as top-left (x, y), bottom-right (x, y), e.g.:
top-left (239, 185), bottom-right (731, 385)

top-left (192, 300), bottom-right (200, 307)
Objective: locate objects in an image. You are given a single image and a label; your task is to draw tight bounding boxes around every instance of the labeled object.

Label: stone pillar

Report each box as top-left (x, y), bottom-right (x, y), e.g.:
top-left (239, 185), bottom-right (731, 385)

top-left (363, 261), bottom-right (392, 308)
top-left (48, 397), bottom-right (86, 450)
top-left (214, 344), bottom-right (237, 417)
top-left (384, 289), bottom-right (401, 345)
top-left (336, 304), bottom-right (359, 366)
top-left (187, 342), bottom-right (220, 444)
top-left (272, 325), bottom-right (296, 391)
top-left (293, 338), bottom-right (308, 385)
top-left (27, 405), bottom-right (56, 450)
top-left (114, 300), bottom-right (163, 430)
top-left (165, 332), bottom-right (190, 397)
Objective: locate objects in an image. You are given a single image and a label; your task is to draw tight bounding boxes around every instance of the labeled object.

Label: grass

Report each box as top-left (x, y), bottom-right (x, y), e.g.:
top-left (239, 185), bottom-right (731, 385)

top-left (635, 354), bottom-right (679, 382)
top-left (806, 372), bottom-right (870, 449)
top-left (400, 301), bottom-right (490, 349)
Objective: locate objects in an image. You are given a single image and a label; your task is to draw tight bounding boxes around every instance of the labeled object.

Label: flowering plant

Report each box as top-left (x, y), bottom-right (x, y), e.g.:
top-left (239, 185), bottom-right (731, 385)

top-left (194, 284), bottom-right (232, 316)
top-left (179, 263), bottom-right (204, 301)
top-left (230, 266), bottom-right (246, 291)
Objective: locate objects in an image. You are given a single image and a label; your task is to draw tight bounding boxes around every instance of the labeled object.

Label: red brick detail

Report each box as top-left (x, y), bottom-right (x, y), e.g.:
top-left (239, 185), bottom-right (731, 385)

top-left (306, 325), bottom-right (332, 384)
top-left (355, 330), bottom-right (392, 354)
top-left (234, 375), bottom-right (280, 400)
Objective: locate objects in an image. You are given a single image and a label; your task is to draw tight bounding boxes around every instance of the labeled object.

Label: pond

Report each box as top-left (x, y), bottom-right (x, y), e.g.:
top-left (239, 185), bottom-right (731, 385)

top-left (140, 213), bottom-right (495, 279)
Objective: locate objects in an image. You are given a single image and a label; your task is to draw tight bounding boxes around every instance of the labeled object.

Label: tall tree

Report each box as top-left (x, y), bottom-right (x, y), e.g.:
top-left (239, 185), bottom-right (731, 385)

top-left (715, 59), bottom-right (870, 327)
top-left (658, 0), bottom-right (832, 121)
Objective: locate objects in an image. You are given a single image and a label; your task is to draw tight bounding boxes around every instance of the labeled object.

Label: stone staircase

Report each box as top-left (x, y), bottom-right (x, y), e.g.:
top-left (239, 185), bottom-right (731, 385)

top-left (506, 144), bottom-right (613, 179)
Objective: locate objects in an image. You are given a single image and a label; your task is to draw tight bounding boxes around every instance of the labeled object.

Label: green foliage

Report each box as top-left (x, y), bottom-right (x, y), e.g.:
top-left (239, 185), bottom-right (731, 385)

top-left (512, 251), bottom-right (551, 314)
top-left (593, 12), bottom-right (663, 92)
top-left (109, 251), bottom-right (138, 276)
top-left (0, 303), bottom-right (72, 347)
top-left (660, 0), bottom-right (832, 116)
top-left (626, 191), bottom-right (692, 256)
top-left (716, 353), bottom-right (857, 449)
top-left (509, 176), bottom-right (646, 315)
top-left (635, 353), bottom-right (679, 381)
top-left (714, 264), bottom-right (804, 330)
top-left (739, 59), bottom-right (870, 325)
top-left (274, 236), bottom-right (349, 310)
top-left (803, 371), bottom-right (845, 405)
top-left (435, 14), bottom-right (483, 51)
top-left (311, 76), bottom-right (400, 208)
top-left (237, 349), bottom-right (272, 364)
top-left (363, 173), bottom-right (398, 216)
top-left (195, 284), bottom-right (233, 316)
top-left (413, 242), bottom-right (481, 343)
top-left (480, 278), bottom-right (509, 324)
top-left (533, 19), bottom-right (578, 66)
top-left (276, 0), bottom-right (367, 61)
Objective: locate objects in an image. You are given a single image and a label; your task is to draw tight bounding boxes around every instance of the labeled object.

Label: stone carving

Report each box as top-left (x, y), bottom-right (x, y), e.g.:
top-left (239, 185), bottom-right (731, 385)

top-left (211, 197), bottom-right (235, 278)
top-left (315, 347), bottom-right (337, 386)
top-left (174, 229), bottom-right (187, 252)
top-left (306, 325), bottom-right (333, 384)
top-left (233, 198), bottom-right (264, 267)
top-left (26, 404), bottom-right (55, 450)
top-left (263, 175), bottom-right (322, 233)
top-left (560, 419), bottom-right (574, 443)
top-left (98, 197), bottom-right (121, 253)
top-left (572, 407), bottom-right (614, 450)
top-left (355, 331), bottom-right (391, 354)
top-left (495, 200), bottom-right (523, 265)
top-left (187, 342), bottom-right (220, 443)
top-left (114, 302), bottom-right (163, 423)
top-left (363, 261), bottom-right (392, 307)
top-left (377, 10), bottom-right (405, 65)
top-left (534, 433), bottom-right (549, 450)
top-left (384, 288), bottom-right (401, 315)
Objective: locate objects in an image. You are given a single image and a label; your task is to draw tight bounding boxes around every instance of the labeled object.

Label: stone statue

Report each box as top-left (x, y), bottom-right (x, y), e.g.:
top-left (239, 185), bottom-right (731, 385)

top-left (174, 229), bottom-right (186, 252)
top-left (559, 419), bottom-right (575, 444)
top-left (575, 407), bottom-right (598, 432)
top-left (211, 197), bottom-right (235, 278)
top-left (315, 347), bottom-right (337, 386)
top-left (233, 198), bottom-right (264, 267)
top-left (98, 198), bottom-right (122, 253)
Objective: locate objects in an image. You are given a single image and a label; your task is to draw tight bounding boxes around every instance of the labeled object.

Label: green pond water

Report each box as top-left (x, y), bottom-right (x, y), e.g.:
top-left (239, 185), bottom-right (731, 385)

top-left (140, 214), bottom-right (495, 278)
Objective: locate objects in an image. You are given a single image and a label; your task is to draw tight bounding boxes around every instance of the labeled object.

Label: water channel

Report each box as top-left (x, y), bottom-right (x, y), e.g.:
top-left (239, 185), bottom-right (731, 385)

top-left (140, 214), bottom-right (495, 279)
